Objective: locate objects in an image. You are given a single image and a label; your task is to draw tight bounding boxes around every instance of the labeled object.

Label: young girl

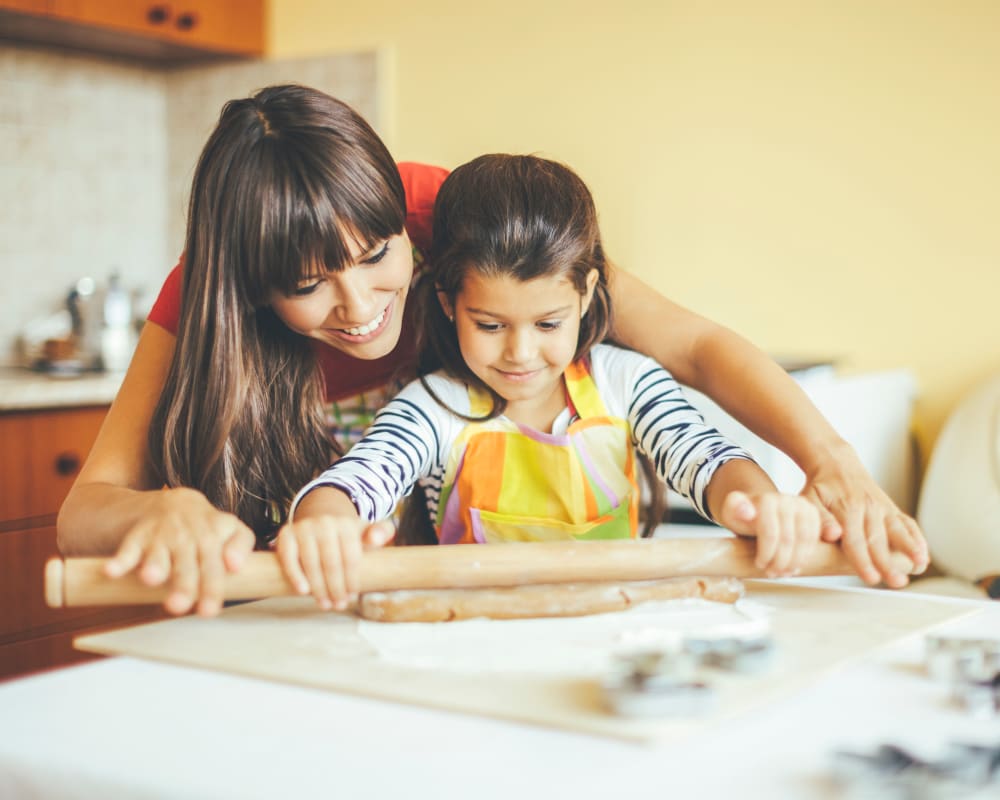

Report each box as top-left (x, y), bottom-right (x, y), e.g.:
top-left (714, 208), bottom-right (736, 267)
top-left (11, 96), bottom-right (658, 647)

top-left (58, 85), bottom-right (925, 618)
top-left (277, 155), bottom-right (824, 610)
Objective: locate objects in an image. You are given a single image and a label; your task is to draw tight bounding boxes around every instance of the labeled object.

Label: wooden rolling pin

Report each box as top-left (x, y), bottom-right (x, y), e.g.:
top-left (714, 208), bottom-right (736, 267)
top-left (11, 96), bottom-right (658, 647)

top-left (45, 537), bottom-right (914, 608)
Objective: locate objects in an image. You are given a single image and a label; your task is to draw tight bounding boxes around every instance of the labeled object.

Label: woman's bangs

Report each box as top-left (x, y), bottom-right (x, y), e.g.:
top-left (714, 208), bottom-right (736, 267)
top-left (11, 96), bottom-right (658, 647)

top-left (245, 154), bottom-right (405, 304)
top-left (316, 157), bottom-right (406, 269)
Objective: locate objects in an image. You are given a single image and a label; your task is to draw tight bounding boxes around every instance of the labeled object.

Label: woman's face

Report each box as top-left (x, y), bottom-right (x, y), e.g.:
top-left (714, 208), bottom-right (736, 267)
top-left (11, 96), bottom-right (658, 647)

top-left (270, 230), bottom-right (414, 360)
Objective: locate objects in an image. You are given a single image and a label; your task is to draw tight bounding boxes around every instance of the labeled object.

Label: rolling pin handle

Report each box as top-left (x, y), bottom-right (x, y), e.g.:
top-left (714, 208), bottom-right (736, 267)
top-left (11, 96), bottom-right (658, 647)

top-left (44, 558), bottom-right (65, 608)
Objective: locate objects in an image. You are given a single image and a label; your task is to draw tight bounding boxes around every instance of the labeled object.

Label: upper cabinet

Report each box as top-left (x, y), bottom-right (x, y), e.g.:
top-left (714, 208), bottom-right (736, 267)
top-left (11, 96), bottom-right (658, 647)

top-left (0, 0), bottom-right (265, 62)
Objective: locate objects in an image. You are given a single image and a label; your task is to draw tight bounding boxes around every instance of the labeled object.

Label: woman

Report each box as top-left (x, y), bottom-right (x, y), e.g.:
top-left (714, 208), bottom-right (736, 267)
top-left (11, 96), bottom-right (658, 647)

top-left (57, 85), bottom-right (926, 616)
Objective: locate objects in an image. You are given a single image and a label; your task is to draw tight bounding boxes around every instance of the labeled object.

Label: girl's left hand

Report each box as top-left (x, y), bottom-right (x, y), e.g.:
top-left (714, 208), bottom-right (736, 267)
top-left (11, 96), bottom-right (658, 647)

top-left (718, 490), bottom-right (822, 577)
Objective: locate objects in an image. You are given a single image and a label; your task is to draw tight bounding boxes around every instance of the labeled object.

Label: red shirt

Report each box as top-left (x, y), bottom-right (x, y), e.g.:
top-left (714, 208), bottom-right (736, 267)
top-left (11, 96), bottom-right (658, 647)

top-left (147, 162), bottom-right (449, 401)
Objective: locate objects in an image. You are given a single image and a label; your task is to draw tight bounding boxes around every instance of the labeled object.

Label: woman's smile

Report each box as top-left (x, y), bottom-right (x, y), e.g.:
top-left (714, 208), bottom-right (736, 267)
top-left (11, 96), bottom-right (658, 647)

top-left (269, 231), bottom-right (414, 360)
top-left (326, 297), bottom-right (394, 343)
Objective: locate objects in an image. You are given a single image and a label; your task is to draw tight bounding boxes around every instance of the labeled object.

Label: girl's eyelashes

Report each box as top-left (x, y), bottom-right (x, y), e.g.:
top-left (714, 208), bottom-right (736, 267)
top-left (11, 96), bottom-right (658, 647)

top-left (471, 320), bottom-right (564, 332)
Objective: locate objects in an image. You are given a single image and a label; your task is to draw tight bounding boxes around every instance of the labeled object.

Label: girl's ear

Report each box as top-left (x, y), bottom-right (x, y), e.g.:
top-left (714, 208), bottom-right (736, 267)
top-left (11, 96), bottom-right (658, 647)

top-left (436, 289), bottom-right (454, 321)
top-left (580, 269), bottom-right (600, 317)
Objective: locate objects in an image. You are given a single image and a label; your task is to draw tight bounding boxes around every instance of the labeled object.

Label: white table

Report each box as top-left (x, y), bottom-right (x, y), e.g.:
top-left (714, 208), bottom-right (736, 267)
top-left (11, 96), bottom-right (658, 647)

top-left (0, 587), bottom-right (996, 800)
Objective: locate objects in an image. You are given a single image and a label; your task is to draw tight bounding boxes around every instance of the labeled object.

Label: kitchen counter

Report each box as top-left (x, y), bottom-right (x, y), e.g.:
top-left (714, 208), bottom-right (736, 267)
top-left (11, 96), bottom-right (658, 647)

top-left (0, 368), bottom-right (124, 411)
top-left (0, 587), bottom-right (996, 799)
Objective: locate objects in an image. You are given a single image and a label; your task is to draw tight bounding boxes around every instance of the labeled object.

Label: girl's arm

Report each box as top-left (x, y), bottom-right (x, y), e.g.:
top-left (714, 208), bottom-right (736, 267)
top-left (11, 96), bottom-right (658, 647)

top-left (288, 384), bottom-right (446, 524)
top-left (606, 264), bottom-right (928, 586)
top-left (275, 485), bottom-right (393, 611)
top-left (56, 323), bottom-right (256, 616)
top-left (275, 381), bottom-right (448, 609)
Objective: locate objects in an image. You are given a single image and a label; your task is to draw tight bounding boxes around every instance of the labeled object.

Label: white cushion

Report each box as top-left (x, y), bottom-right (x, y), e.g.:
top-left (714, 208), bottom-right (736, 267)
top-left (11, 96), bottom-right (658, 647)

top-left (671, 367), bottom-right (919, 517)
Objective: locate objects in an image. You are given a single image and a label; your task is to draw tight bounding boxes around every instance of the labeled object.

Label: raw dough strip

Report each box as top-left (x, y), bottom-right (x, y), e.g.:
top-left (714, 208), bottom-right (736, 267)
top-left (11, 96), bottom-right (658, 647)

top-left (358, 576), bottom-right (745, 622)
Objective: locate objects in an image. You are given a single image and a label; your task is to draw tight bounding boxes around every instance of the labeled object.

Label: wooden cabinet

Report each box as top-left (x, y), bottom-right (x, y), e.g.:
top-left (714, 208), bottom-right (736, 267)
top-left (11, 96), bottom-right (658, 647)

top-left (0, 1), bottom-right (50, 14)
top-left (0, 406), bottom-right (164, 681)
top-left (0, 0), bottom-right (264, 62)
top-left (0, 405), bottom-right (106, 530)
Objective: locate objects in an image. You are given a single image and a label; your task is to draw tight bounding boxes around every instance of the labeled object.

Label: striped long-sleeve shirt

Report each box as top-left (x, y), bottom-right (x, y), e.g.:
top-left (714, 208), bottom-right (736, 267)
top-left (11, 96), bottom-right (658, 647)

top-left (291, 343), bottom-right (756, 525)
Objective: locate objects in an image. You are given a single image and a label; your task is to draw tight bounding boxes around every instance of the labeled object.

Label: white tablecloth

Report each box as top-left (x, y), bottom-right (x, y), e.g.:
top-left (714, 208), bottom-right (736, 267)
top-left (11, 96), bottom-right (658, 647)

top-left (0, 588), bottom-right (996, 800)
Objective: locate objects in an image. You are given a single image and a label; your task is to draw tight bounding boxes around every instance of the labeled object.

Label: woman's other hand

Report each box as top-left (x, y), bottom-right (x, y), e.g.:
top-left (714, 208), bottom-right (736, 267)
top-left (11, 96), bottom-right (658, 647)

top-left (800, 444), bottom-right (928, 588)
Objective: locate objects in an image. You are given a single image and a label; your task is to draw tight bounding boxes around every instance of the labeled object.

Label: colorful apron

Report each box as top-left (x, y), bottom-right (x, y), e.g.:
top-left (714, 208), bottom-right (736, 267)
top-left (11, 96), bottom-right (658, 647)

top-left (435, 357), bottom-right (639, 544)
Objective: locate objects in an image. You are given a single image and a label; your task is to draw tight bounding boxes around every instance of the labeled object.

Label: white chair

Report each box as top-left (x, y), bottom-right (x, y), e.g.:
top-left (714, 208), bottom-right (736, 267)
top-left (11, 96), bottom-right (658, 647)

top-left (918, 373), bottom-right (1000, 584)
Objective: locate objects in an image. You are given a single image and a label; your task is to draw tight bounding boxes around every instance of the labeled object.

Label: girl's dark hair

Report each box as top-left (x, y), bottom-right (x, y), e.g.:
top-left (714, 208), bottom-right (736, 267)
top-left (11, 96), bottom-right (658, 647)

top-left (410, 153), bottom-right (665, 540)
top-left (149, 84), bottom-right (406, 541)
top-left (419, 154), bottom-right (612, 417)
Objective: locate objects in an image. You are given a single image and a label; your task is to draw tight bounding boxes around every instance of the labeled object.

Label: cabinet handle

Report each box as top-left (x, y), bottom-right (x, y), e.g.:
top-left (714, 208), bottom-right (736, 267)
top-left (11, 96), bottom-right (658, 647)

top-left (175, 11), bottom-right (199, 32)
top-left (147, 4), bottom-right (171, 25)
top-left (55, 453), bottom-right (81, 477)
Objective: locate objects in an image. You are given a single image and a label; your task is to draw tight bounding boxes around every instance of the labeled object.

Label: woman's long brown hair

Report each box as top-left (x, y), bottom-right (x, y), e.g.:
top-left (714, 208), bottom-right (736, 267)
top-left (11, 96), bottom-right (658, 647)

top-left (149, 85), bottom-right (405, 542)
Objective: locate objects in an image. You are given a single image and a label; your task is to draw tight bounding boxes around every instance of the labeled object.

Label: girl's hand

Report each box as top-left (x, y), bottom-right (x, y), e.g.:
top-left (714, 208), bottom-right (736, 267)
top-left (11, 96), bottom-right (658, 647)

top-left (800, 449), bottom-right (929, 588)
top-left (718, 490), bottom-right (822, 578)
top-left (103, 487), bottom-right (256, 617)
top-left (275, 517), bottom-right (395, 610)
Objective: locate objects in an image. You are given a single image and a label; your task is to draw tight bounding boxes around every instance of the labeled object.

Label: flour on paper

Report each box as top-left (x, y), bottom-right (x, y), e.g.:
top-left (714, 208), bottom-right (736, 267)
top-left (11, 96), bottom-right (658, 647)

top-left (357, 597), bottom-right (771, 677)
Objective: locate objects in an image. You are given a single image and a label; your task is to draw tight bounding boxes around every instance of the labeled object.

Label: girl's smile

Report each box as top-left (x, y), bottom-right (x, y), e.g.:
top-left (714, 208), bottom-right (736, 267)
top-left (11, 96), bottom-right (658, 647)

top-left (494, 367), bottom-right (543, 383)
top-left (445, 270), bottom-right (597, 429)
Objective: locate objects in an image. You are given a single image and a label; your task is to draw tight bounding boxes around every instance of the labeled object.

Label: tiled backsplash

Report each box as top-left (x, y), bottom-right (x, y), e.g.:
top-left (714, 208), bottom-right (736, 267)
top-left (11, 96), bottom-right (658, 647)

top-left (0, 44), bottom-right (379, 365)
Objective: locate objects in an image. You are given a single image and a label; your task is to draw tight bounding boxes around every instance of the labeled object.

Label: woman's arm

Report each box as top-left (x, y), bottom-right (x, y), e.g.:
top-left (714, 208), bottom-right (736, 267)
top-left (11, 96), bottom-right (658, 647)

top-left (57, 323), bottom-right (255, 615)
top-left (607, 264), bottom-right (928, 587)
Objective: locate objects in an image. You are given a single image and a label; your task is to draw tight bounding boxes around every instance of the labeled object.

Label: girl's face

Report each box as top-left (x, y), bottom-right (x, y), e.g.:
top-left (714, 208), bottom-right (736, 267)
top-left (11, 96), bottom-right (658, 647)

top-left (442, 269), bottom-right (598, 421)
top-left (270, 230), bottom-right (414, 360)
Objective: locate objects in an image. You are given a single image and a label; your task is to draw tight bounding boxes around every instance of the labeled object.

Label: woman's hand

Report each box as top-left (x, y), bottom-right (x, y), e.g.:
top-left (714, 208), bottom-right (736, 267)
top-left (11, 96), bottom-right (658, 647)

top-left (275, 516), bottom-right (395, 610)
top-left (800, 446), bottom-right (929, 588)
top-left (718, 490), bottom-right (822, 578)
top-left (102, 487), bottom-right (256, 617)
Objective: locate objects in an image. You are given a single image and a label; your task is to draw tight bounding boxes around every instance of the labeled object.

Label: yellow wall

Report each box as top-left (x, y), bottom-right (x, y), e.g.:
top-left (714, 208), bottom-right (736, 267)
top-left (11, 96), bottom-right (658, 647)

top-left (269, 0), bottom-right (1000, 461)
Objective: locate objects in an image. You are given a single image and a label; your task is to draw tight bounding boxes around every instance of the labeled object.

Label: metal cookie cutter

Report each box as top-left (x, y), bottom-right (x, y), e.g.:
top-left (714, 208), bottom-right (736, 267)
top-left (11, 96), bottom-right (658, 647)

top-left (831, 743), bottom-right (932, 792)
top-left (602, 650), bottom-right (714, 718)
top-left (832, 740), bottom-right (1000, 796)
top-left (952, 671), bottom-right (1000, 718)
top-left (684, 635), bottom-right (776, 674)
top-left (925, 635), bottom-right (1000, 683)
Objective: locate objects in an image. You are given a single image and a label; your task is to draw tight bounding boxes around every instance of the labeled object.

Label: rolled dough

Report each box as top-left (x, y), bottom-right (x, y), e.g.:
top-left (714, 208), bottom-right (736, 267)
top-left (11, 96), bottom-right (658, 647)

top-left (358, 577), bottom-right (744, 622)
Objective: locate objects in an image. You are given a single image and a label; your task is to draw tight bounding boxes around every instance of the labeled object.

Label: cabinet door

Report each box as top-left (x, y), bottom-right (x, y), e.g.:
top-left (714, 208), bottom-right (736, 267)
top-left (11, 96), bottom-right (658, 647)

top-left (0, 1), bottom-right (51, 13)
top-left (27, 406), bottom-right (107, 524)
top-left (0, 524), bottom-right (167, 679)
top-left (49, 0), bottom-right (263, 55)
top-left (0, 406), bottom-right (106, 528)
top-left (164, 0), bottom-right (263, 55)
top-left (49, 0), bottom-right (178, 38)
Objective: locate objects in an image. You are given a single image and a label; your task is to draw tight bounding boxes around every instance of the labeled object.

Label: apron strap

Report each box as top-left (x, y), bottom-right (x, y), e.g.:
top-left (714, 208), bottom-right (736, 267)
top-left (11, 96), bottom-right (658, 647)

top-left (563, 356), bottom-right (609, 419)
